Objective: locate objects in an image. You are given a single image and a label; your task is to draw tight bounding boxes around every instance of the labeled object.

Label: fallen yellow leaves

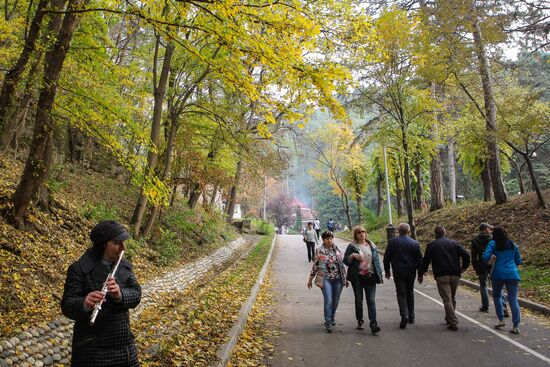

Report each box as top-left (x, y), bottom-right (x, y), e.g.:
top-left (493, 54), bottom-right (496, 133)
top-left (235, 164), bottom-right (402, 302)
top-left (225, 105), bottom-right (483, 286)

top-left (135, 235), bottom-right (274, 367)
top-left (229, 265), bottom-right (279, 367)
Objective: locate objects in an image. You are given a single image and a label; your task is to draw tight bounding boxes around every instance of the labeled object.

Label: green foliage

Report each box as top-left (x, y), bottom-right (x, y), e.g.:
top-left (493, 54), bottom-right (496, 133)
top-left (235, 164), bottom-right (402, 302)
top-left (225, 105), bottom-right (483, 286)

top-left (252, 219), bottom-right (274, 235)
top-left (293, 205), bottom-right (303, 232)
top-left (124, 238), bottom-right (146, 262)
top-left (154, 228), bottom-right (182, 266)
top-left (79, 203), bottom-right (118, 221)
top-left (362, 207), bottom-right (395, 233)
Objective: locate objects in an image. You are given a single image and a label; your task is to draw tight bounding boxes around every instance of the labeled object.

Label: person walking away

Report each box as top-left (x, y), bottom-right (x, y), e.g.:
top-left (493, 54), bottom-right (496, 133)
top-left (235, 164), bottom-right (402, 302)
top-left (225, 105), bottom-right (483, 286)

top-left (307, 231), bottom-right (348, 333)
top-left (313, 218), bottom-right (321, 239)
top-left (61, 221), bottom-right (142, 367)
top-left (327, 218), bottom-right (335, 232)
top-left (344, 226), bottom-right (383, 334)
top-left (482, 226), bottom-right (522, 334)
top-left (422, 226), bottom-right (470, 331)
top-left (471, 223), bottom-right (508, 315)
top-left (383, 223), bottom-right (423, 329)
top-left (303, 222), bottom-right (319, 262)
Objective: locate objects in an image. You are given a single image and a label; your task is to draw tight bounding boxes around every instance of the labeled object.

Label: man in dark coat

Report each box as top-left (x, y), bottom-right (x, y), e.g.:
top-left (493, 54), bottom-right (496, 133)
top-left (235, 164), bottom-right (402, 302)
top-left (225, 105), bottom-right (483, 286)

top-left (422, 226), bottom-right (470, 331)
top-left (61, 221), bottom-right (142, 367)
top-left (471, 223), bottom-right (508, 315)
top-left (383, 223), bottom-right (423, 329)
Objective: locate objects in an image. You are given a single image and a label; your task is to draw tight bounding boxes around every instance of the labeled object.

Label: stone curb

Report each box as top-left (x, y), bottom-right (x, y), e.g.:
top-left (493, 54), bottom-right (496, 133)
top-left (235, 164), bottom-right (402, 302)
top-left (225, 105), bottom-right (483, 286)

top-left (214, 235), bottom-right (277, 367)
top-left (334, 234), bottom-right (550, 316)
top-left (459, 279), bottom-right (550, 316)
top-left (0, 237), bottom-right (249, 367)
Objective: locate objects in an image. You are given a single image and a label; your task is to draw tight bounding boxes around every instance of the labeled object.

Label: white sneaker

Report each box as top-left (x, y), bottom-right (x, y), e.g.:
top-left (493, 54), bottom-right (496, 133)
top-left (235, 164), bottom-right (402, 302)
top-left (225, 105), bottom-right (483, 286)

top-left (495, 320), bottom-right (505, 329)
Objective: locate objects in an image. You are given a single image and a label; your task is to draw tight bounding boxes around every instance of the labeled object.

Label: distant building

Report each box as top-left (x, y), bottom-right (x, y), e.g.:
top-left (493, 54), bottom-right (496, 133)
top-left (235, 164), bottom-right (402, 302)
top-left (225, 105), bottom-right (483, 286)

top-left (289, 198), bottom-right (317, 229)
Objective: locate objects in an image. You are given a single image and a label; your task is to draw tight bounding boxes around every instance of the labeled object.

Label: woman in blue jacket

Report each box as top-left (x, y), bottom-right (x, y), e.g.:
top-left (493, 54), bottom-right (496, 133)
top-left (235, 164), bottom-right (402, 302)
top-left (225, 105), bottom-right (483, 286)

top-left (482, 226), bottom-right (522, 334)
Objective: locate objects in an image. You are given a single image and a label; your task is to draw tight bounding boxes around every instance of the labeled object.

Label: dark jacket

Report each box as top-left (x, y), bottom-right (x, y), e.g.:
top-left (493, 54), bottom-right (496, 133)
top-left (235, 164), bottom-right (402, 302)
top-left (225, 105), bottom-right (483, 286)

top-left (383, 235), bottom-right (423, 277)
top-left (343, 241), bottom-right (384, 284)
top-left (471, 233), bottom-right (492, 275)
top-left (422, 236), bottom-right (470, 277)
top-left (61, 248), bottom-right (142, 367)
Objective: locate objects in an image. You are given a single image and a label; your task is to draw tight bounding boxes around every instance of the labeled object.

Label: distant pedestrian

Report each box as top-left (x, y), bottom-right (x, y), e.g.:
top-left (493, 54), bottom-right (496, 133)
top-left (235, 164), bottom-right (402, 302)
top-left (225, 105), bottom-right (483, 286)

top-left (307, 231), bottom-right (348, 333)
top-left (471, 223), bottom-right (508, 315)
top-left (482, 226), bottom-right (522, 334)
top-left (383, 223), bottom-right (423, 329)
top-left (422, 226), bottom-right (470, 331)
top-left (303, 222), bottom-right (319, 262)
top-left (327, 218), bottom-right (335, 232)
top-left (344, 226), bottom-right (383, 334)
top-left (313, 218), bottom-right (321, 239)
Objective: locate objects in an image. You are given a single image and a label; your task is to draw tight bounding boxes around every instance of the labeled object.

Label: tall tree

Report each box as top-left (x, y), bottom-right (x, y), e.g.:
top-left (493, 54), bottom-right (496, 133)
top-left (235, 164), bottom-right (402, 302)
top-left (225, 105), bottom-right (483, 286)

top-left (8, 0), bottom-right (87, 226)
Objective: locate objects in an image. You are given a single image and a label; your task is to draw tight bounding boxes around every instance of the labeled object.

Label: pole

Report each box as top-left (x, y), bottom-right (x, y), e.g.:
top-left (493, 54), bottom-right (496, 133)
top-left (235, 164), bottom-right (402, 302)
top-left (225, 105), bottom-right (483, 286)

top-left (383, 147), bottom-right (393, 224)
top-left (263, 176), bottom-right (267, 221)
top-left (383, 147), bottom-right (396, 244)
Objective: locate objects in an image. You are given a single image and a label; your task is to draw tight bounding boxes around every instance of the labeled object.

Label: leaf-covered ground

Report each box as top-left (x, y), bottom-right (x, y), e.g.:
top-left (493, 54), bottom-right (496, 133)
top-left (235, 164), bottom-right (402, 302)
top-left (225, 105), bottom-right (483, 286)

top-left (229, 266), bottom-right (280, 367)
top-left (0, 152), bottom-right (234, 336)
top-left (135, 235), bottom-right (274, 366)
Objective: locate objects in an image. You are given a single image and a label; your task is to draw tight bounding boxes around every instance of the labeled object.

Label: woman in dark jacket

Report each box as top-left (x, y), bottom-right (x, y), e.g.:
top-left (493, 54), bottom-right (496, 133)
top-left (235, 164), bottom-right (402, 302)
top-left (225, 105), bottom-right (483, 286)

top-left (344, 226), bottom-right (384, 334)
top-left (61, 221), bottom-right (142, 366)
top-left (482, 226), bottom-right (522, 334)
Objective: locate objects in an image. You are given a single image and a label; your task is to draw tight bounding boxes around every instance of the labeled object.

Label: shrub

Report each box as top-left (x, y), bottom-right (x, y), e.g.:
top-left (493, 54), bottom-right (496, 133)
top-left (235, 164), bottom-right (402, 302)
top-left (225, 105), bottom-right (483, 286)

top-left (253, 219), bottom-right (274, 235)
top-left (80, 203), bottom-right (118, 221)
top-left (154, 228), bottom-right (182, 265)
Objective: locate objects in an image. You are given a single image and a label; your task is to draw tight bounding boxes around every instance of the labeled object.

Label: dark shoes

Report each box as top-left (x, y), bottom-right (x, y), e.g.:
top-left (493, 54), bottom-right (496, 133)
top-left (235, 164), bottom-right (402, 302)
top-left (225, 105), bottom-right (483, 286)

top-left (399, 318), bottom-right (407, 329)
top-left (479, 307), bottom-right (489, 313)
top-left (331, 319), bottom-right (336, 326)
top-left (370, 321), bottom-right (381, 334)
top-left (356, 320), bottom-right (365, 330)
top-left (447, 324), bottom-right (458, 331)
top-left (325, 321), bottom-right (333, 333)
top-left (408, 317), bottom-right (415, 324)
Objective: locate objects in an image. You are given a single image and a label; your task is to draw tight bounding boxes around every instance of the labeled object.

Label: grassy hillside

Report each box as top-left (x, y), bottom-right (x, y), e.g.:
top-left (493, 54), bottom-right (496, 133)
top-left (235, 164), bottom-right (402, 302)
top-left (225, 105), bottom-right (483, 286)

top-left (366, 190), bottom-right (550, 306)
top-left (0, 152), bottom-right (236, 336)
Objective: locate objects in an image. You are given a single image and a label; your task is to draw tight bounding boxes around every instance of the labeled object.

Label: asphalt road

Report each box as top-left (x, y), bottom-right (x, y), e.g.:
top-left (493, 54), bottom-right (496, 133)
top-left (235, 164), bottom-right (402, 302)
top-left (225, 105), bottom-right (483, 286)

top-left (269, 235), bottom-right (550, 367)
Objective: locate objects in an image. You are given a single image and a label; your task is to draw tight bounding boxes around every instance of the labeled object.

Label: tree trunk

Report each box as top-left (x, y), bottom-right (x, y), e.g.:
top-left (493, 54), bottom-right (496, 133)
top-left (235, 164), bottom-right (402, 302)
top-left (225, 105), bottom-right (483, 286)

top-left (131, 38), bottom-right (174, 236)
top-left (188, 183), bottom-right (201, 209)
top-left (430, 148), bottom-right (444, 211)
top-left (480, 160), bottom-right (493, 202)
top-left (472, 13), bottom-right (508, 204)
top-left (414, 162), bottom-right (425, 211)
top-left (447, 140), bottom-right (457, 203)
top-left (0, 0), bottom-right (49, 131)
top-left (523, 154), bottom-right (546, 209)
top-left (376, 174), bottom-right (384, 216)
top-left (9, 0), bottom-right (85, 226)
top-left (401, 128), bottom-right (417, 239)
top-left (226, 159), bottom-right (243, 223)
top-left (354, 175), bottom-right (364, 225)
top-left (210, 184), bottom-right (219, 207)
top-left (395, 169), bottom-right (404, 217)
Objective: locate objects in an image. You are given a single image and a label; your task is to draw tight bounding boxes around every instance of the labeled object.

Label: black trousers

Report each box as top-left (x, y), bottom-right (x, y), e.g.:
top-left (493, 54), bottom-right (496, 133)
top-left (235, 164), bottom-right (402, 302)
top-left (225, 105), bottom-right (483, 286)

top-left (393, 272), bottom-right (416, 319)
top-left (306, 242), bottom-right (315, 261)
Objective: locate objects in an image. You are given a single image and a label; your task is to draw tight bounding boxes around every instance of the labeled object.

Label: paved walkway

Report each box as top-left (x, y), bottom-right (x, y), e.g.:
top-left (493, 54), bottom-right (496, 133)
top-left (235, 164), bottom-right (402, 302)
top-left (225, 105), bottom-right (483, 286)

top-left (270, 235), bottom-right (550, 367)
top-left (0, 237), bottom-right (248, 367)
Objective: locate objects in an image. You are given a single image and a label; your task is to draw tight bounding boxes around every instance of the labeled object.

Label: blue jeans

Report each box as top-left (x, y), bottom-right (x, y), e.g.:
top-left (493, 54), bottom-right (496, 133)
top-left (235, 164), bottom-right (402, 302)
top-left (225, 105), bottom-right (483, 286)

top-left (352, 276), bottom-right (377, 323)
top-left (321, 278), bottom-right (343, 323)
top-left (479, 273), bottom-right (507, 310)
top-left (492, 280), bottom-right (520, 328)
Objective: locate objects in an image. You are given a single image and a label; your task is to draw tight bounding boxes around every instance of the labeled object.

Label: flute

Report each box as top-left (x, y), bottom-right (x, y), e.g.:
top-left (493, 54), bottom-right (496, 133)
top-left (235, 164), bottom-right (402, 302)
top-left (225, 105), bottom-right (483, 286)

top-left (89, 250), bottom-right (125, 326)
